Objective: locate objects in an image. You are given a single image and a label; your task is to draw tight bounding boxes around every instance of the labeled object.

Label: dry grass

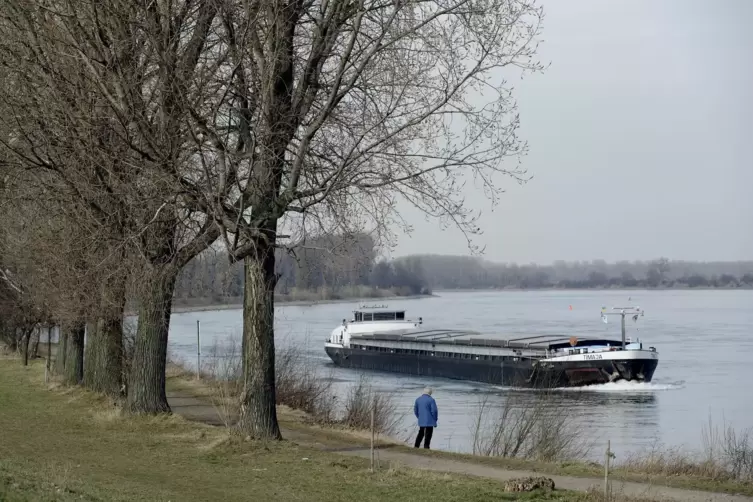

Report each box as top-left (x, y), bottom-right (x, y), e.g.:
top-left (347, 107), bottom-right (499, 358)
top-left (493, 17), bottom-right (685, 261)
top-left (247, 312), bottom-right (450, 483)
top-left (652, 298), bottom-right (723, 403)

top-left (618, 416), bottom-right (753, 484)
top-left (275, 340), bottom-right (336, 421)
top-left (340, 374), bottom-right (402, 436)
top-left (580, 486), bottom-right (673, 502)
top-left (199, 337), bottom-right (243, 427)
top-left (188, 335), bottom-right (402, 437)
top-left (471, 390), bottom-right (592, 462)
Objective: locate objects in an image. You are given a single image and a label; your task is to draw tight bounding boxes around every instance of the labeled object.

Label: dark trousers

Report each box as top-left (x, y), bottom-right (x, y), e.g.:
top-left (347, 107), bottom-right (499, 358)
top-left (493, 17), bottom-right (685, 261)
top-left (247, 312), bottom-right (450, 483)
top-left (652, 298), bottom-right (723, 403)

top-left (414, 426), bottom-right (434, 449)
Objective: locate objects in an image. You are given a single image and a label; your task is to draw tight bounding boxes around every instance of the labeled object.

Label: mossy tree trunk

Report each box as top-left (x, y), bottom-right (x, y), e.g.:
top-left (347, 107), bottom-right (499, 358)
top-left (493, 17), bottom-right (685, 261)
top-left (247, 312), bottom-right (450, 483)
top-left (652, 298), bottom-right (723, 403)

top-left (84, 317), bottom-right (124, 397)
top-left (54, 328), bottom-right (68, 375)
top-left (64, 324), bottom-right (85, 385)
top-left (126, 266), bottom-right (177, 414)
top-left (29, 327), bottom-right (40, 359)
top-left (84, 284), bottom-right (126, 398)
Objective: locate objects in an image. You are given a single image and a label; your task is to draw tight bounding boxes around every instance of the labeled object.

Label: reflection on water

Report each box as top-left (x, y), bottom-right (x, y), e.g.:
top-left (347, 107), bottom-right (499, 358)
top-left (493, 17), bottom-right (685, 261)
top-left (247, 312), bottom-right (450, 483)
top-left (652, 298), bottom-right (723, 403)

top-left (166, 289), bottom-right (753, 460)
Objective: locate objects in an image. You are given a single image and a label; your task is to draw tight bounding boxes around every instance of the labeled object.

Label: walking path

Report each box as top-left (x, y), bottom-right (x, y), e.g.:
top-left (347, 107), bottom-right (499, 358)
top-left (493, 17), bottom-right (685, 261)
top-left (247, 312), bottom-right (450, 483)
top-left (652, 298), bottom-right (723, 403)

top-left (167, 388), bottom-right (753, 502)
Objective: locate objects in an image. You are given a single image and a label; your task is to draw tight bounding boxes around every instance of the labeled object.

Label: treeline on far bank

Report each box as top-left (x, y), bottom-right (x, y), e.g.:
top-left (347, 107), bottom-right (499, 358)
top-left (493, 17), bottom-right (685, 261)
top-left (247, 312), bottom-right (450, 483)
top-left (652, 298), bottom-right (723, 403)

top-left (175, 238), bottom-right (753, 306)
top-left (174, 233), bottom-right (431, 306)
top-left (413, 255), bottom-right (753, 290)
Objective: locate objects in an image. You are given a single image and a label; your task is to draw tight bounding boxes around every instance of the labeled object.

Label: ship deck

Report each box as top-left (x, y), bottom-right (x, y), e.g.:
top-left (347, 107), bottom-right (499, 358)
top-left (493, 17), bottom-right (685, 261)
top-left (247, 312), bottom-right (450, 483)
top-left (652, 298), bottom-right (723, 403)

top-left (351, 328), bottom-right (624, 351)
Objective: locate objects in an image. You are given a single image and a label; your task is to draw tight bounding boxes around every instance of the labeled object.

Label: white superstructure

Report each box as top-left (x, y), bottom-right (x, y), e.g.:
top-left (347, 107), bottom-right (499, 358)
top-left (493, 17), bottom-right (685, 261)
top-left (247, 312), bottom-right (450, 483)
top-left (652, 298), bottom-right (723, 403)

top-left (325, 304), bottom-right (421, 349)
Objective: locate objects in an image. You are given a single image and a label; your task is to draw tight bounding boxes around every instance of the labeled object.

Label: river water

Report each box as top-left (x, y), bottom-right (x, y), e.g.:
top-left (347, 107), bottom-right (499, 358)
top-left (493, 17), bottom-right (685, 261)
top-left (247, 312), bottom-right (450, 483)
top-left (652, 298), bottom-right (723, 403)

top-left (166, 290), bottom-right (753, 460)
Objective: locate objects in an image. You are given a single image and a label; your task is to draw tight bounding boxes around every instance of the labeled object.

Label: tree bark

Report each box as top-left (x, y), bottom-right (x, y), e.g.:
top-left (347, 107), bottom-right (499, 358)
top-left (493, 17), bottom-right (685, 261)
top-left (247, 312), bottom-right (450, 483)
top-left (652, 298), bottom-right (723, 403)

top-left (238, 232), bottom-right (282, 439)
top-left (84, 312), bottom-right (124, 397)
top-left (54, 328), bottom-right (68, 375)
top-left (21, 328), bottom-right (32, 366)
top-left (30, 327), bottom-right (40, 359)
top-left (126, 266), bottom-right (177, 414)
top-left (64, 324), bottom-right (85, 385)
top-left (46, 326), bottom-right (52, 371)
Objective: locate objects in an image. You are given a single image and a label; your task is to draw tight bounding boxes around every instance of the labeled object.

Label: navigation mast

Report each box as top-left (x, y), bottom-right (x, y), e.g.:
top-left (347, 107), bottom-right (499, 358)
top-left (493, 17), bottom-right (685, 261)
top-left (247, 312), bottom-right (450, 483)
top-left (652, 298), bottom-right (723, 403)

top-left (601, 306), bottom-right (644, 349)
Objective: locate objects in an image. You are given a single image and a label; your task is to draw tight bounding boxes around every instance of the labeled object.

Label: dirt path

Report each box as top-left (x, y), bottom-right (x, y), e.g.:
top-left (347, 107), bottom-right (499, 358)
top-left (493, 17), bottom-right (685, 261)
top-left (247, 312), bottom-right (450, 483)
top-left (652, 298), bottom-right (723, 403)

top-left (166, 388), bottom-right (752, 502)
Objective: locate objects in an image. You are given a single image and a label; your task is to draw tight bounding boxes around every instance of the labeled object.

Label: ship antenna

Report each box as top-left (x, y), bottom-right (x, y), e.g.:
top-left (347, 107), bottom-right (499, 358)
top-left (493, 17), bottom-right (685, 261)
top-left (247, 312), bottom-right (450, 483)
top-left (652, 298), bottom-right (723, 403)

top-left (601, 306), bottom-right (644, 349)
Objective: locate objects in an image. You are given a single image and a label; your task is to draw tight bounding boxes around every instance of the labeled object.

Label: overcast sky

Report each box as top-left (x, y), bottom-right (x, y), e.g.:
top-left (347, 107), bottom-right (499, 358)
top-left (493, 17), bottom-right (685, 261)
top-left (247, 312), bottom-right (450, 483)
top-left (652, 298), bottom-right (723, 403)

top-left (393, 0), bottom-right (752, 264)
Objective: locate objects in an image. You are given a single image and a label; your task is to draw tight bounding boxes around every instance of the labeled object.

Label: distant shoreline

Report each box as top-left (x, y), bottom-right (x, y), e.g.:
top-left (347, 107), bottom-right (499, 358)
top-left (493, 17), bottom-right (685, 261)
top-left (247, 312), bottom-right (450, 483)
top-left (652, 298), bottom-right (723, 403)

top-left (168, 293), bottom-right (437, 315)
top-left (432, 286), bottom-right (753, 293)
top-left (134, 286), bottom-right (753, 316)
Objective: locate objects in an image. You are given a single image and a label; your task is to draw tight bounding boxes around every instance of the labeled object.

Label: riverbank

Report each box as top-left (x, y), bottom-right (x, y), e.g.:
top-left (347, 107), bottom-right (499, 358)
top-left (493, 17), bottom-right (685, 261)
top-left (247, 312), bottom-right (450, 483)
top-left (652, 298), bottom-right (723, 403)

top-left (3, 355), bottom-right (752, 501)
top-left (164, 367), bottom-right (753, 501)
top-left (0, 357), bottom-right (616, 502)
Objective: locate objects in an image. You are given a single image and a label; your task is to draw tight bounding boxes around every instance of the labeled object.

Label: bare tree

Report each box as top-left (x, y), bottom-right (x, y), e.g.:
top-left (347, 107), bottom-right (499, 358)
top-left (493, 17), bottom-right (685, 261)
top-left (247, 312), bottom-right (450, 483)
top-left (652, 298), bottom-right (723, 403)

top-left (0, 0), bottom-right (224, 411)
top-left (0, 0), bottom-right (543, 428)
top-left (0, 200), bottom-right (48, 365)
top-left (187, 0), bottom-right (544, 437)
top-left (0, 177), bottom-right (99, 376)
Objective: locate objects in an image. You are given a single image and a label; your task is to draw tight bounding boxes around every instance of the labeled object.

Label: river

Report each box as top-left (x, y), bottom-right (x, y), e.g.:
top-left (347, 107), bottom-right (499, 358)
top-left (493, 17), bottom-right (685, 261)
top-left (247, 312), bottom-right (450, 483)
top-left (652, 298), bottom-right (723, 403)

top-left (165, 289), bottom-right (753, 460)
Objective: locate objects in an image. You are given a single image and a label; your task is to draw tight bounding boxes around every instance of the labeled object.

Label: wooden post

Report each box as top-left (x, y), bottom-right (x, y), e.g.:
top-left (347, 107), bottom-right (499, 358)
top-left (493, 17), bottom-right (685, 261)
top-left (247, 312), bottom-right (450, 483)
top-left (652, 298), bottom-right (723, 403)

top-left (604, 439), bottom-right (611, 500)
top-left (370, 397), bottom-right (375, 472)
top-left (196, 320), bottom-right (201, 380)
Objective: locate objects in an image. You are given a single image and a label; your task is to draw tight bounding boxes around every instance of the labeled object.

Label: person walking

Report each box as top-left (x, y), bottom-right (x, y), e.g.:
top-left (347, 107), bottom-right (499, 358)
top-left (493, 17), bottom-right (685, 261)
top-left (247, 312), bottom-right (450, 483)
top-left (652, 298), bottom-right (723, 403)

top-left (413, 387), bottom-right (438, 449)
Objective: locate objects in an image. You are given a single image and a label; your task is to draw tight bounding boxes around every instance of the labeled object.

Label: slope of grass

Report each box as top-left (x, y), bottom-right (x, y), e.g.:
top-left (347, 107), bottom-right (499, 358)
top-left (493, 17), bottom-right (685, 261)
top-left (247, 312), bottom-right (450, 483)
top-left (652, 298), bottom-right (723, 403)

top-left (0, 358), bottom-right (587, 502)
top-left (164, 360), bottom-right (753, 498)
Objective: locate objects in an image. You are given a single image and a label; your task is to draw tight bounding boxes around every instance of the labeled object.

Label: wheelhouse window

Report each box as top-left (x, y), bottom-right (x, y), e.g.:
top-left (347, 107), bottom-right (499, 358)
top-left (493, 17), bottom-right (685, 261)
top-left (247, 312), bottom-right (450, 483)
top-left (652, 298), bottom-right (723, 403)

top-left (353, 310), bottom-right (407, 321)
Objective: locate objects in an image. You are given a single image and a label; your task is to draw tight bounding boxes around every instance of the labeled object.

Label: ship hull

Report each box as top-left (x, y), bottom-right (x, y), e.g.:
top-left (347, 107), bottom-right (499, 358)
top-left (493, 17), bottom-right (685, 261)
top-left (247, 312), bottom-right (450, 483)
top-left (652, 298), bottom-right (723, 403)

top-left (325, 346), bottom-right (658, 388)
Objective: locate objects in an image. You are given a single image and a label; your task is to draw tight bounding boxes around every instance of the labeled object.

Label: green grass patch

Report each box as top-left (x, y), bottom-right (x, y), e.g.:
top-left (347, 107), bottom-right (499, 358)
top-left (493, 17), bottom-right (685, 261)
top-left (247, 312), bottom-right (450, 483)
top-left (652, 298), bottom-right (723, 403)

top-left (0, 358), bottom-right (586, 502)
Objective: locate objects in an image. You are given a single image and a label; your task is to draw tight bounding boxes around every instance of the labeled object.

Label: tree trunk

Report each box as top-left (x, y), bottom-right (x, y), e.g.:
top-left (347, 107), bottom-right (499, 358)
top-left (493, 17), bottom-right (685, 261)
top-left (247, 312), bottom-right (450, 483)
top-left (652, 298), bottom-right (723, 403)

top-left (84, 314), bottom-right (125, 398)
top-left (22, 328), bottom-right (32, 366)
top-left (126, 266), bottom-right (177, 414)
top-left (238, 232), bottom-right (282, 439)
top-left (30, 328), bottom-right (40, 359)
top-left (85, 276), bottom-right (126, 397)
top-left (84, 320), bottom-right (102, 386)
top-left (64, 325), bottom-right (85, 385)
top-left (54, 328), bottom-right (68, 375)
top-left (46, 326), bottom-right (52, 371)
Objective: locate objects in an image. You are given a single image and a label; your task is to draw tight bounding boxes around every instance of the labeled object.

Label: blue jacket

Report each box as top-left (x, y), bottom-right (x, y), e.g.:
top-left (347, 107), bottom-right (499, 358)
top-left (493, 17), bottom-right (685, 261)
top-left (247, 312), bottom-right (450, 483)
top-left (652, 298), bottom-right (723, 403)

top-left (414, 393), bottom-right (438, 427)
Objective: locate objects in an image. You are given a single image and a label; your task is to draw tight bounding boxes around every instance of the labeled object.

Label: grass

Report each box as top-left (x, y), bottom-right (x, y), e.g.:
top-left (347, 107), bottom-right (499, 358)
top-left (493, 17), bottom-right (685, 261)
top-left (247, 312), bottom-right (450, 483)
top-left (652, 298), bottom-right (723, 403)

top-left (0, 356), bottom-right (594, 502)
top-left (384, 440), bottom-right (753, 497)
top-left (16, 343), bottom-right (751, 500)
top-left (162, 363), bottom-right (753, 499)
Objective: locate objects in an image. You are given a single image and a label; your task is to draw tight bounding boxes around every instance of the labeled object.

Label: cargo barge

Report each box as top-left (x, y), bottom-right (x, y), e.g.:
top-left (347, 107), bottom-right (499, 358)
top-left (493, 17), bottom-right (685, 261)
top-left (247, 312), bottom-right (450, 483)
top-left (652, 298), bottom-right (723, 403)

top-left (324, 305), bottom-right (658, 388)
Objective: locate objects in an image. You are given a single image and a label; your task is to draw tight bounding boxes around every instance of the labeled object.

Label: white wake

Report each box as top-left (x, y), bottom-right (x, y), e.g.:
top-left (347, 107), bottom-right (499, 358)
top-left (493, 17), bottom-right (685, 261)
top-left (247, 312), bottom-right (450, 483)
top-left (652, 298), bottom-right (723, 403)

top-left (554, 380), bottom-right (685, 392)
top-left (496, 380), bottom-right (685, 393)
